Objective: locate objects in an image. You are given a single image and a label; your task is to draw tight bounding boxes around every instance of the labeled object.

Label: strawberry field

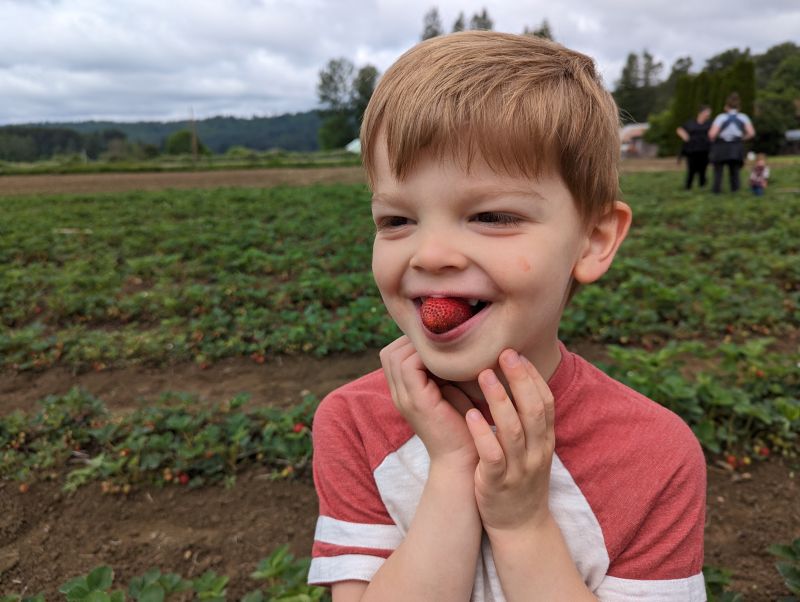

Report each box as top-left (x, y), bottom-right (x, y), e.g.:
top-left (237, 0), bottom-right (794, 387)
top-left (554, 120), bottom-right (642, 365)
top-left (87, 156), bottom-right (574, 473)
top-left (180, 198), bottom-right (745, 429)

top-left (1, 161), bottom-right (800, 600)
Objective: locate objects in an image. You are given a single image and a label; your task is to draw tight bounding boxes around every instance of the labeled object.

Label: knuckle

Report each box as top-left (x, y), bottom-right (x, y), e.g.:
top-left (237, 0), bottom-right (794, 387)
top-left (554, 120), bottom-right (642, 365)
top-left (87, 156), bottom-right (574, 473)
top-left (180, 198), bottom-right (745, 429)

top-left (506, 423), bottom-right (525, 442)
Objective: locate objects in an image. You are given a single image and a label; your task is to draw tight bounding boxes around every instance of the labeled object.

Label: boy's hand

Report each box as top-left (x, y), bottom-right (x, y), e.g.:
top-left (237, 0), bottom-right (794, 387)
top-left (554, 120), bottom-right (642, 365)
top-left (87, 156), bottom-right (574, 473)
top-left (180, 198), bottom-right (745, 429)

top-left (465, 349), bottom-right (555, 533)
top-left (380, 336), bottom-right (478, 472)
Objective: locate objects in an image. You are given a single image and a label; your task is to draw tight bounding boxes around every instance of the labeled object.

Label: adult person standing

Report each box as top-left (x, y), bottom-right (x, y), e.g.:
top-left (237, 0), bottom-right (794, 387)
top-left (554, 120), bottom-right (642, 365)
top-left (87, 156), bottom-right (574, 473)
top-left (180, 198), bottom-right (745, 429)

top-left (708, 92), bottom-right (755, 193)
top-left (676, 105), bottom-right (712, 189)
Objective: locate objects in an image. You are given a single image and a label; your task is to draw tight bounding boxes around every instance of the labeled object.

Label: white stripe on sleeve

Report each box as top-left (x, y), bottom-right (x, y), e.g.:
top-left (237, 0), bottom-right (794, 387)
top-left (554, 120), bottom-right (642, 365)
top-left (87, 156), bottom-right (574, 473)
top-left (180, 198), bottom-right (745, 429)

top-left (314, 515), bottom-right (404, 549)
top-left (594, 572), bottom-right (706, 601)
top-left (308, 554), bottom-right (385, 585)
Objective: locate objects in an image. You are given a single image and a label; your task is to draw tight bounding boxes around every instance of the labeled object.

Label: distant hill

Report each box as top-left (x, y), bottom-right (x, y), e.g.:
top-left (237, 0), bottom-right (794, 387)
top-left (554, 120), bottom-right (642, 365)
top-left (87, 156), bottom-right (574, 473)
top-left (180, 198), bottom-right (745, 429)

top-left (19, 111), bottom-right (323, 154)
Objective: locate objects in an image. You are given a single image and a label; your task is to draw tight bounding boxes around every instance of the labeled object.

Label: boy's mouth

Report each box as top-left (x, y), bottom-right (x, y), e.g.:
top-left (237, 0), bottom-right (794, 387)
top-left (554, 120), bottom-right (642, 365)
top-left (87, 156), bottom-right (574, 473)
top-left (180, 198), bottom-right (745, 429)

top-left (416, 296), bottom-right (490, 334)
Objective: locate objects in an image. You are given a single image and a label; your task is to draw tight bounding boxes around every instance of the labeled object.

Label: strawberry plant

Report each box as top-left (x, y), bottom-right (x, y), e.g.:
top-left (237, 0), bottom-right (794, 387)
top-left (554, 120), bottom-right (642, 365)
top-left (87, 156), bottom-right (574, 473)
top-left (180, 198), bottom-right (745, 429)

top-left (598, 340), bottom-right (800, 455)
top-left (2, 170), bottom-right (798, 371)
top-left (1, 388), bottom-right (317, 492)
top-left (244, 545), bottom-right (330, 601)
top-left (1, 547), bottom-right (331, 602)
top-left (769, 537), bottom-right (800, 600)
top-left (703, 565), bottom-right (744, 602)
top-left (58, 566), bottom-right (124, 602)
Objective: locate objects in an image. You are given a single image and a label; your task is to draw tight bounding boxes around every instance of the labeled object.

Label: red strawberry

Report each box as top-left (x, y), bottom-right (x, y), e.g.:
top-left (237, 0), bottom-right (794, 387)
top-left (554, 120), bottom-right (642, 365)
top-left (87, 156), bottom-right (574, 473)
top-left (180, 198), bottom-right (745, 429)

top-left (420, 298), bottom-right (474, 334)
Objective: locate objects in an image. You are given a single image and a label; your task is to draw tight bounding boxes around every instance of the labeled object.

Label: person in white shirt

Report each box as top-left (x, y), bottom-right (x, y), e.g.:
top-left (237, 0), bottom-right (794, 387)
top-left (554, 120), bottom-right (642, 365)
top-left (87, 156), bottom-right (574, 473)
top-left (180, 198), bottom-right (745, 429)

top-left (708, 92), bottom-right (756, 193)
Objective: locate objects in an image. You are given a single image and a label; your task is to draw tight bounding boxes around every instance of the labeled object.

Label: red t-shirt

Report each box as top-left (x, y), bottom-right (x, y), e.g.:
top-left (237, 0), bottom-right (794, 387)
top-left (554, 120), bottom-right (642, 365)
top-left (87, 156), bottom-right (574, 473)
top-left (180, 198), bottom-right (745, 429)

top-left (309, 345), bottom-right (707, 601)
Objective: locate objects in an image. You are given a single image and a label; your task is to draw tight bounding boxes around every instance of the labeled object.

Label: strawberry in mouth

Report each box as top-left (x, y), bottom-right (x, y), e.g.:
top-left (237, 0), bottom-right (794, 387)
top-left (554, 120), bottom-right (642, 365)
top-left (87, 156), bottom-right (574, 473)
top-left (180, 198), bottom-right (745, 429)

top-left (419, 297), bottom-right (489, 334)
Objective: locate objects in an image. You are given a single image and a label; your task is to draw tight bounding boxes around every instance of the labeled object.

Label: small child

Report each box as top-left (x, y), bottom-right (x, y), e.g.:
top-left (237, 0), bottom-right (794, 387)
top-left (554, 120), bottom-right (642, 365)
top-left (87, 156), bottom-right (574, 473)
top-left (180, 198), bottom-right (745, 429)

top-left (309, 32), bottom-right (706, 601)
top-left (749, 153), bottom-right (770, 196)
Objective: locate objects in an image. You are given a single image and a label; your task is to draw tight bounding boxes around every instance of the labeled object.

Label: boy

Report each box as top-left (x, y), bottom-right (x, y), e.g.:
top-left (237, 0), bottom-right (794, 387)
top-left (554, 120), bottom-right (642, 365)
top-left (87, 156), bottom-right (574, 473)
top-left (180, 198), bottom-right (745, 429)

top-left (309, 32), bottom-right (706, 601)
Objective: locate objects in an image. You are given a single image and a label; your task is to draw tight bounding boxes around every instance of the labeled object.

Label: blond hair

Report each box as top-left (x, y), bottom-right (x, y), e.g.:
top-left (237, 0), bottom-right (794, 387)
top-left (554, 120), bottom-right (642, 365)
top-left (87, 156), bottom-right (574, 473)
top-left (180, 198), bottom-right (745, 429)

top-left (361, 31), bottom-right (621, 226)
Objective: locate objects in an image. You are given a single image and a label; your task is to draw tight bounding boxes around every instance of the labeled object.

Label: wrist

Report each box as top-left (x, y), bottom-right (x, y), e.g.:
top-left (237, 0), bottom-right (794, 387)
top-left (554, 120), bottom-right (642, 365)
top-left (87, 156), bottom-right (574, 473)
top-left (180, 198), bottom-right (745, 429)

top-left (428, 454), bottom-right (478, 483)
top-left (484, 508), bottom-right (555, 545)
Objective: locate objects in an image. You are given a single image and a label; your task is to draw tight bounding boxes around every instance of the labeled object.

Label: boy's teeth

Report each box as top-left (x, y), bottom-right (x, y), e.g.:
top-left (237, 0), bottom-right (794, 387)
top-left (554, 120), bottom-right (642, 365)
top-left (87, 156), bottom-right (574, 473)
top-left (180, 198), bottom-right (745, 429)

top-left (467, 298), bottom-right (479, 307)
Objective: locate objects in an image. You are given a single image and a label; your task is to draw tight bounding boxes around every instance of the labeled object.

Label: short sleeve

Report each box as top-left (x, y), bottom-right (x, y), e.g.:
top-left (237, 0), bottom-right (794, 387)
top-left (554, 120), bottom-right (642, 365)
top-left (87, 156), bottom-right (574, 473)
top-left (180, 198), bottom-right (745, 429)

top-left (595, 434), bottom-right (707, 600)
top-left (308, 392), bottom-right (404, 585)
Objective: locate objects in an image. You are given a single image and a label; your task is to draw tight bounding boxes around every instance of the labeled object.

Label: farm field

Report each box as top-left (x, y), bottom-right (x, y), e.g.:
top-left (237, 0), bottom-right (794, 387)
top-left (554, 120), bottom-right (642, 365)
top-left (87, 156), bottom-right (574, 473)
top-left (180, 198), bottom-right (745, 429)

top-left (1, 161), bottom-right (800, 600)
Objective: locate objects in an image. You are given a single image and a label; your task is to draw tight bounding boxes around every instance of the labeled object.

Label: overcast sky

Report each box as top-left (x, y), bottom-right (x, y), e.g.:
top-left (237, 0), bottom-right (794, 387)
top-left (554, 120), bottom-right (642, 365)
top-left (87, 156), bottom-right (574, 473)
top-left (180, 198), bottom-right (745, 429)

top-left (1, 0), bottom-right (798, 125)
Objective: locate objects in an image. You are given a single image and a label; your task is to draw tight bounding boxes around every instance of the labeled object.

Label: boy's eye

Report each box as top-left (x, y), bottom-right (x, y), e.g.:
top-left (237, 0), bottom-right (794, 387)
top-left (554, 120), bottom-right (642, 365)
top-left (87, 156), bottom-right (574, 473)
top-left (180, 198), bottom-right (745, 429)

top-left (375, 216), bottom-right (410, 230)
top-left (472, 212), bottom-right (522, 225)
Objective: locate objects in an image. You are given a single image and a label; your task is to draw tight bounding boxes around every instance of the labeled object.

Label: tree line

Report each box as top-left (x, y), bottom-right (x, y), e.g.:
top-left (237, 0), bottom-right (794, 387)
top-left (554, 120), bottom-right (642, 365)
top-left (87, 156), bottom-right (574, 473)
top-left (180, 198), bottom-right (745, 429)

top-left (615, 42), bottom-right (800, 155)
top-left (0, 112), bottom-right (323, 162)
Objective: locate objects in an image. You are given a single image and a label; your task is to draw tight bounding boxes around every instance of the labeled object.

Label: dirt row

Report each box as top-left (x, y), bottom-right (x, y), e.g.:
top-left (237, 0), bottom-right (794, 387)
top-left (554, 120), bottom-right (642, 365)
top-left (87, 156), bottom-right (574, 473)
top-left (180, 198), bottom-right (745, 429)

top-left (0, 159), bottom-right (684, 197)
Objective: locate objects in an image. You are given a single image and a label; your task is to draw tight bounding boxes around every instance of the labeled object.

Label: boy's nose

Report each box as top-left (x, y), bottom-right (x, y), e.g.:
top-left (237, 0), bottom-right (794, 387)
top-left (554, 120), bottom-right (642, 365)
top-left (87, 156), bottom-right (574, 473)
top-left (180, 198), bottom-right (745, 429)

top-left (409, 229), bottom-right (469, 273)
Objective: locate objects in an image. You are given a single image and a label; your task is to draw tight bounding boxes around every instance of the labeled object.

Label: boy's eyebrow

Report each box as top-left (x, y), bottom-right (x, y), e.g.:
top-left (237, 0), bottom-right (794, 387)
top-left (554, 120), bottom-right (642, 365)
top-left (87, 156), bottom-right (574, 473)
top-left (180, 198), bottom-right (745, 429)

top-left (371, 188), bottom-right (550, 205)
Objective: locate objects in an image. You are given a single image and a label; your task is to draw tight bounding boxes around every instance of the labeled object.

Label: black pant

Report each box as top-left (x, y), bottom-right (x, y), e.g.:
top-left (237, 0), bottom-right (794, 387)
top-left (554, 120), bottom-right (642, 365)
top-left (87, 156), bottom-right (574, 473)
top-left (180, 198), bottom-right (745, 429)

top-left (712, 160), bottom-right (742, 193)
top-left (685, 152), bottom-right (709, 189)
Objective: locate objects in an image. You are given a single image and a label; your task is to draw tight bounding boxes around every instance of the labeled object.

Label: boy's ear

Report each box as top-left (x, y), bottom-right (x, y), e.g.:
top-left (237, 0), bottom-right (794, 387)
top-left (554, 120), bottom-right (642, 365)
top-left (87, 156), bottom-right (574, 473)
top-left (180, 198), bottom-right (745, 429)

top-left (572, 201), bottom-right (632, 284)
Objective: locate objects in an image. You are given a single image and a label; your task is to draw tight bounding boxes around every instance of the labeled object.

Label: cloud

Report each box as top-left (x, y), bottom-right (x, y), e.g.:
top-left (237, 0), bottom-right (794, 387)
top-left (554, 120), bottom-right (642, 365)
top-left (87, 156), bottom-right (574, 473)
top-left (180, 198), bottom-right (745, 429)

top-left (1, 0), bottom-right (798, 124)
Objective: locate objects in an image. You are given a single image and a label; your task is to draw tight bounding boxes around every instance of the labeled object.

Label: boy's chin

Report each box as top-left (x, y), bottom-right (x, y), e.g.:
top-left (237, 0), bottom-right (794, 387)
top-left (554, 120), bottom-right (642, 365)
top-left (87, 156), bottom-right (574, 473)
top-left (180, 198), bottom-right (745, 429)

top-left (419, 352), bottom-right (494, 384)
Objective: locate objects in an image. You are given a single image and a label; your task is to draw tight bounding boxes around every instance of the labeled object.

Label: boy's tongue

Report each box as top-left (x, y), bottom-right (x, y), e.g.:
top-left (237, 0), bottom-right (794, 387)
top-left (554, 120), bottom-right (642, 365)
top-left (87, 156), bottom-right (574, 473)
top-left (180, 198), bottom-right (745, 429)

top-left (420, 297), bottom-right (474, 334)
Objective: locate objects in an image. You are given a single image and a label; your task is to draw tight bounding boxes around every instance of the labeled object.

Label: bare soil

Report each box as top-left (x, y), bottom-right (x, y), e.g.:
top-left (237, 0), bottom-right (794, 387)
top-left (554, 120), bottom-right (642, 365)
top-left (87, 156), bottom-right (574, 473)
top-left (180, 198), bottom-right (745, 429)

top-left (1, 352), bottom-right (799, 600)
top-left (0, 158), bottom-right (681, 197)
top-left (0, 166), bottom-right (366, 197)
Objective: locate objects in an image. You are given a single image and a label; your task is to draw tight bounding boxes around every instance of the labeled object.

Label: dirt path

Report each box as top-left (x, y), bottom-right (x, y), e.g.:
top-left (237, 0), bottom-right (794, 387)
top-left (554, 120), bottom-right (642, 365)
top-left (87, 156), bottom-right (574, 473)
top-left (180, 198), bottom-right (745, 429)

top-left (0, 159), bottom-right (682, 197)
top-left (0, 166), bottom-right (366, 196)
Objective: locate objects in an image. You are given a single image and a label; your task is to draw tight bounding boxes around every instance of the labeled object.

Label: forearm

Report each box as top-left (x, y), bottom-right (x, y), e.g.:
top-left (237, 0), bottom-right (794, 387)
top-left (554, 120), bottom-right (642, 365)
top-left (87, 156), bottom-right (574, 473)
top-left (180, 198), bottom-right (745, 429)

top-left (488, 514), bottom-right (597, 602)
top-left (361, 463), bottom-right (482, 602)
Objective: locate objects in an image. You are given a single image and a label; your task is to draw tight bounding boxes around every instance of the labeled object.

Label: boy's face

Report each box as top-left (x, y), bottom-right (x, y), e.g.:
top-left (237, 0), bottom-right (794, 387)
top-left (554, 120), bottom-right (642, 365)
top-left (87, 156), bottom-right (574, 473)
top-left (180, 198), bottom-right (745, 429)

top-left (370, 140), bottom-right (592, 383)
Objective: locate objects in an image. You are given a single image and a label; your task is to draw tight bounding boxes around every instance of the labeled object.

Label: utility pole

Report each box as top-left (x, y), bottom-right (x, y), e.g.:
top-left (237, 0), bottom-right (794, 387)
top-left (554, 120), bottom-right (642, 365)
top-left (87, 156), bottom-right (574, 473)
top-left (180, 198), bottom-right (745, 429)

top-left (190, 106), bottom-right (198, 164)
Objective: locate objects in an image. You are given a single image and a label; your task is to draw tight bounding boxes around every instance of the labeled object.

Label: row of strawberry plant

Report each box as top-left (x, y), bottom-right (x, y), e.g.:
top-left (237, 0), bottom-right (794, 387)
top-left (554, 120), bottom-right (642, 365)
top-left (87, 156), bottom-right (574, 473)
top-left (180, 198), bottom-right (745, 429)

top-left (1, 545), bottom-right (329, 602)
top-left (598, 338), bottom-right (800, 455)
top-left (1, 388), bottom-right (315, 491)
top-left (5, 540), bottom-right (799, 602)
top-left (1, 168), bottom-right (798, 371)
top-left (2, 340), bottom-right (797, 495)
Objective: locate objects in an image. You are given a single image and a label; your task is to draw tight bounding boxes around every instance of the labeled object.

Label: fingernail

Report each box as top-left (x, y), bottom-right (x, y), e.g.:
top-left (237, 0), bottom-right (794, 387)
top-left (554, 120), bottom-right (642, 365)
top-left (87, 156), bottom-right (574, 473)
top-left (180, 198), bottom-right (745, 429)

top-left (504, 351), bottom-right (520, 366)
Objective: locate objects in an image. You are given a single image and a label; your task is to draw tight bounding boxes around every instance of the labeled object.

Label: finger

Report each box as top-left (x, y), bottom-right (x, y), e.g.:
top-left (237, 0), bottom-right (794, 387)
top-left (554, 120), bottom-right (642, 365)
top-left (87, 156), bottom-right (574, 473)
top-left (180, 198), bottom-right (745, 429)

top-left (521, 355), bottom-right (555, 443)
top-left (465, 408), bottom-right (506, 482)
top-left (440, 384), bottom-right (475, 418)
top-left (498, 350), bottom-right (548, 445)
top-left (478, 367), bottom-right (527, 463)
top-left (400, 351), bottom-right (443, 410)
top-left (380, 337), bottom-right (414, 405)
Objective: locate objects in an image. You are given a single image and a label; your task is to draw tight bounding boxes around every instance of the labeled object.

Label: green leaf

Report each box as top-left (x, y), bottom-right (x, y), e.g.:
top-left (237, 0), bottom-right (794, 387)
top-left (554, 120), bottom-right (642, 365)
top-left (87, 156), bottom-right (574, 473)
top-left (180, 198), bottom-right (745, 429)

top-left (86, 566), bottom-right (114, 592)
top-left (769, 544), bottom-right (798, 560)
top-left (137, 584), bottom-right (164, 602)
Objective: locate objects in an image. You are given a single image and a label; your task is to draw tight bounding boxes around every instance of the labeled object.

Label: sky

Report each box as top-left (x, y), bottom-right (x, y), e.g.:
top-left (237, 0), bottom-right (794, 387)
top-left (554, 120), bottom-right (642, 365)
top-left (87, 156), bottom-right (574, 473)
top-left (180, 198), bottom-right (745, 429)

top-left (1, 0), bottom-right (799, 125)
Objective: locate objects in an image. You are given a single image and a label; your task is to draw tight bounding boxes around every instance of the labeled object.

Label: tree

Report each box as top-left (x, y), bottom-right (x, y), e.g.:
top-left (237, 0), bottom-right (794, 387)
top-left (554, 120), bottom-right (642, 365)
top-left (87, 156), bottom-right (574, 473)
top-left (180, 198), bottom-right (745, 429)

top-left (164, 130), bottom-right (209, 155)
top-left (318, 113), bottom-right (356, 150)
top-left (705, 48), bottom-right (751, 73)
top-left (469, 8), bottom-right (493, 31)
top-left (421, 7), bottom-right (443, 40)
top-left (754, 42), bottom-right (799, 89)
top-left (452, 11), bottom-right (465, 32)
top-left (614, 53), bottom-right (643, 121)
top-left (317, 58), bottom-right (380, 149)
top-left (317, 58), bottom-right (356, 113)
top-left (753, 53), bottom-right (800, 154)
top-left (523, 19), bottom-right (554, 40)
top-left (641, 51), bottom-right (663, 88)
top-left (351, 65), bottom-right (379, 124)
